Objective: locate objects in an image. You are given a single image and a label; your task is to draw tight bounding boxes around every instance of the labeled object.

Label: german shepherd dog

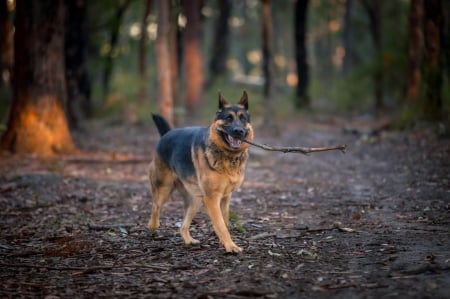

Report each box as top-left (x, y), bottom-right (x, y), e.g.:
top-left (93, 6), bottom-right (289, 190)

top-left (148, 91), bottom-right (254, 252)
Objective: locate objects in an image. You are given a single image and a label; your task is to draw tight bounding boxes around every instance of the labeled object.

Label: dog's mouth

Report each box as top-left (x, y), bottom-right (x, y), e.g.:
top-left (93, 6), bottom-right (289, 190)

top-left (224, 134), bottom-right (243, 150)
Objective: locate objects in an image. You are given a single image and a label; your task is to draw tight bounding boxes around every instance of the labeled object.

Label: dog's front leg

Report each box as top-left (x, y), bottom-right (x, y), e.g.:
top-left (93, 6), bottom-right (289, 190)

top-left (220, 194), bottom-right (231, 228)
top-left (203, 195), bottom-right (242, 253)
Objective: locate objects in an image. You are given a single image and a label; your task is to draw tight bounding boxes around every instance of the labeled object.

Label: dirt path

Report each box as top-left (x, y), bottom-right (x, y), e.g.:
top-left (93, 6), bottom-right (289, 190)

top-left (1, 117), bottom-right (449, 298)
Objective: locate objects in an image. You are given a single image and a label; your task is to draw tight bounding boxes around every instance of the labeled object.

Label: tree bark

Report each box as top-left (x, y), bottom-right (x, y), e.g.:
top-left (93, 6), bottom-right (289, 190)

top-left (294, 0), bottom-right (310, 109)
top-left (156, 0), bottom-right (173, 125)
top-left (207, 0), bottom-right (232, 87)
top-left (422, 0), bottom-right (442, 120)
top-left (182, 0), bottom-right (204, 113)
top-left (1, 0), bottom-right (76, 156)
top-left (0, 0), bottom-right (13, 87)
top-left (138, 0), bottom-right (152, 104)
top-left (261, 0), bottom-right (275, 122)
top-left (169, 1), bottom-right (180, 124)
top-left (65, 0), bottom-right (91, 129)
top-left (102, 0), bottom-right (131, 101)
top-left (342, 0), bottom-right (353, 74)
top-left (362, 0), bottom-right (384, 113)
top-left (406, 0), bottom-right (424, 105)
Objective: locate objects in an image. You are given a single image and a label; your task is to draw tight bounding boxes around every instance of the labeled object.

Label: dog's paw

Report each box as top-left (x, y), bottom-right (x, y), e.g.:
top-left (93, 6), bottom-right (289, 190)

top-left (148, 221), bottom-right (160, 233)
top-left (225, 243), bottom-right (243, 253)
top-left (184, 237), bottom-right (200, 245)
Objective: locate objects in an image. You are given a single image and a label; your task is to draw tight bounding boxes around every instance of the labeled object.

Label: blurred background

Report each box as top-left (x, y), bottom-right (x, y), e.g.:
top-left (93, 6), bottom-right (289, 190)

top-left (0, 0), bottom-right (449, 154)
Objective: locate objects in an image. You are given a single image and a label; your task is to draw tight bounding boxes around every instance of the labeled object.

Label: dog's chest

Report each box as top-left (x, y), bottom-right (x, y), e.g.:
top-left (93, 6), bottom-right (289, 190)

top-left (205, 148), bottom-right (247, 174)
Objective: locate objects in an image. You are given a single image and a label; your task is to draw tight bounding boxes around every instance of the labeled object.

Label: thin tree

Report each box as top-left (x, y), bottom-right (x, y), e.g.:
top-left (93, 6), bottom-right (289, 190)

top-left (1, 0), bottom-right (76, 156)
top-left (182, 0), bottom-right (204, 114)
top-left (294, 0), bottom-right (310, 109)
top-left (169, 0), bottom-right (180, 124)
top-left (138, 0), bottom-right (153, 104)
top-left (156, 0), bottom-right (174, 125)
top-left (102, 0), bottom-right (131, 101)
top-left (207, 0), bottom-right (232, 88)
top-left (261, 0), bottom-right (276, 128)
top-left (406, 0), bottom-right (424, 106)
top-left (342, 0), bottom-right (353, 74)
top-left (422, 0), bottom-right (443, 120)
top-left (362, 0), bottom-right (384, 113)
top-left (0, 0), bottom-right (13, 87)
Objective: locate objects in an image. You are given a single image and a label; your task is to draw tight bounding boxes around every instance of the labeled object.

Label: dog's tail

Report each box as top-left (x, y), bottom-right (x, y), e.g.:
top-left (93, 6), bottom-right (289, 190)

top-left (152, 113), bottom-right (172, 136)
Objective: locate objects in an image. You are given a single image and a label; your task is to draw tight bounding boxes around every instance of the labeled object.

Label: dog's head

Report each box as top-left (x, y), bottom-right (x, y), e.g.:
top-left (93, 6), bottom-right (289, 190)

top-left (211, 91), bottom-right (254, 152)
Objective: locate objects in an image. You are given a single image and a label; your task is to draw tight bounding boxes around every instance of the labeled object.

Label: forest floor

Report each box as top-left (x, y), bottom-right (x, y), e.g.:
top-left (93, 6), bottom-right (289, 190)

top-left (0, 113), bottom-right (449, 298)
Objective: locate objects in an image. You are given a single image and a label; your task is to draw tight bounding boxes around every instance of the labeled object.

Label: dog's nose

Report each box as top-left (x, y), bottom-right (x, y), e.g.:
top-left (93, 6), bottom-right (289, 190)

top-left (233, 127), bottom-right (245, 137)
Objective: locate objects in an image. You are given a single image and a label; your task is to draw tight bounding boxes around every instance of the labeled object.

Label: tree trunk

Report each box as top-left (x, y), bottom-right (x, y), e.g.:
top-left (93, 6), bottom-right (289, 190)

top-left (138, 0), bottom-right (152, 104)
top-left (342, 0), bottom-right (353, 74)
top-left (261, 0), bottom-right (277, 129)
top-left (207, 0), bottom-right (232, 87)
top-left (156, 0), bottom-right (173, 125)
top-left (406, 0), bottom-right (424, 105)
top-left (0, 0), bottom-right (13, 87)
top-left (363, 0), bottom-right (384, 113)
top-left (294, 0), bottom-right (310, 109)
top-left (423, 0), bottom-right (442, 120)
top-left (182, 0), bottom-right (204, 113)
top-left (1, 0), bottom-right (76, 156)
top-left (65, 0), bottom-right (91, 129)
top-left (169, 1), bottom-right (180, 124)
top-left (102, 0), bottom-right (131, 101)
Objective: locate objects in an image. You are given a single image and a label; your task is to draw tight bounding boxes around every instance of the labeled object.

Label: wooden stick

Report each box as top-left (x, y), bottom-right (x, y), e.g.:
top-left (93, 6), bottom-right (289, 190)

top-left (244, 139), bottom-right (346, 155)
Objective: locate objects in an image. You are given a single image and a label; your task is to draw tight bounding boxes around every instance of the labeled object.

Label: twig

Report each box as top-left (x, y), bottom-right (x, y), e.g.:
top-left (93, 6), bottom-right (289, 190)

top-left (244, 139), bottom-right (346, 155)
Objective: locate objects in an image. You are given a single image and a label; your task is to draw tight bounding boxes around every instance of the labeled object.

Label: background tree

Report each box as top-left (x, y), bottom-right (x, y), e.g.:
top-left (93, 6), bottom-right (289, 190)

top-left (1, 0), bottom-right (75, 156)
top-left (422, 0), bottom-right (443, 120)
top-left (294, 0), bottom-right (309, 109)
top-left (156, 0), bottom-right (174, 125)
top-left (261, 0), bottom-right (275, 127)
top-left (342, 0), bottom-right (354, 74)
top-left (0, 0), bottom-right (13, 89)
top-left (101, 0), bottom-right (131, 101)
top-left (182, 0), bottom-right (204, 114)
top-left (65, 0), bottom-right (91, 129)
top-left (406, 0), bottom-right (424, 106)
top-left (207, 0), bottom-right (232, 88)
top-left (361, 0), bottom-right (384, 113)
top-left (138, 0), bottom-right (153, 104)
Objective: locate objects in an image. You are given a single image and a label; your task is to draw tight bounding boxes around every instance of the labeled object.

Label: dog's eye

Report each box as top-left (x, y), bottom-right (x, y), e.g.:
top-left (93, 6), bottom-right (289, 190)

top-left (226, 115), bottom-right (233, 122)
top-left (239, 114), bottom-right (247, 122)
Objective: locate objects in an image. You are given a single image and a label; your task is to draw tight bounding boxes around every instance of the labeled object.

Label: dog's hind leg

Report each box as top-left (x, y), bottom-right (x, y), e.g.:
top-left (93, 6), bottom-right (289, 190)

top-left (148, 159), bottom-right (176, 231)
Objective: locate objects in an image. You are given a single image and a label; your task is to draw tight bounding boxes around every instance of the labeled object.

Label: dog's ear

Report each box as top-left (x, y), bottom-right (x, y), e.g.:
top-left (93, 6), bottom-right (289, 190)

top-left (218, 92), bottom-right (230, 110)
top-left (238, 90), bottom-right (248, 110)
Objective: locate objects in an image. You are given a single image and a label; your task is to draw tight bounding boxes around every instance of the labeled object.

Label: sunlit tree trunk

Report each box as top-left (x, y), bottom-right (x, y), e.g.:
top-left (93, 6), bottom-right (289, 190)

top-left (183, 0), bottom-right (204, 114)
top-left (138, 0), bottom-right (152, 105)
top-left (406, 0), bottom-right (424, 105)
top-left (156, 0), bottom-right (173, 125)
top-left (294, 0), bottom-right (310, 109)
top-left (423, 0), bottom-right (443, 120)
top-left (1, 0), bottom-right (76, 156)
top-left (65, 0), bottom-right (91, 129)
